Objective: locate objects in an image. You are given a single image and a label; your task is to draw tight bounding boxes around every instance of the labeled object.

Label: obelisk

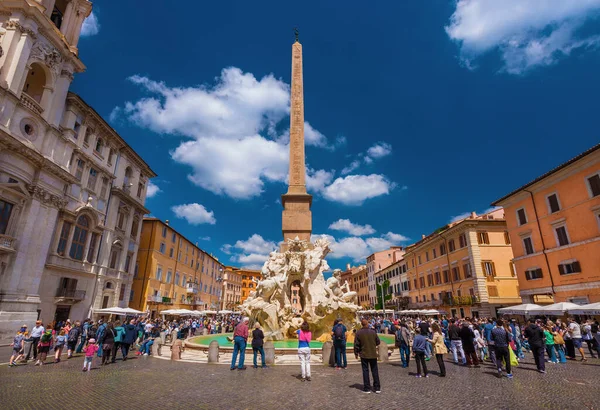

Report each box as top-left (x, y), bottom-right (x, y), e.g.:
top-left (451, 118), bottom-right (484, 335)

top-left (281, 29), bottom-right (312, 245)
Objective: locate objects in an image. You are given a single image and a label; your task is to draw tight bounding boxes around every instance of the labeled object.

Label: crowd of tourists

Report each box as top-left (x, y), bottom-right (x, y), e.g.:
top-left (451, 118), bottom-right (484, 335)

top-left (8, 314), bottom-right (240, 370)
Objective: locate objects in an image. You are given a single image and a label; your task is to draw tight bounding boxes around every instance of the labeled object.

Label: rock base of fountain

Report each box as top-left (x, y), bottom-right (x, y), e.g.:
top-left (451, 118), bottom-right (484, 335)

top-left (241, 237), bottom-right (360, 340)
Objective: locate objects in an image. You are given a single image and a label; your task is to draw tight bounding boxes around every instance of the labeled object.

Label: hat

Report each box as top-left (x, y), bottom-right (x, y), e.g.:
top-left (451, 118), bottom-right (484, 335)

top-left (89, 338), bottom-right (96, 344)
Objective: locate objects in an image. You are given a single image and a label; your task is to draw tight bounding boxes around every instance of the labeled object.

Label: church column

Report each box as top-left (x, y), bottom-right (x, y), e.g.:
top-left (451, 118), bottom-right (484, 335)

top-left (1, 19), bottom-right (38, 94)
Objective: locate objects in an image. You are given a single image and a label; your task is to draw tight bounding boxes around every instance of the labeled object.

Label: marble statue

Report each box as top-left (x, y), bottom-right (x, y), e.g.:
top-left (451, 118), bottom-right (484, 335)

top-left (241, 236), bottom-right (360, 340)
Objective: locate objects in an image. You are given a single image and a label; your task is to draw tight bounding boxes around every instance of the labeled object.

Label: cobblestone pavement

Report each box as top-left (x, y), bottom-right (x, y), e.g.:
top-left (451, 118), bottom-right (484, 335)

top-left (0, 350), bottom-right (597, 410)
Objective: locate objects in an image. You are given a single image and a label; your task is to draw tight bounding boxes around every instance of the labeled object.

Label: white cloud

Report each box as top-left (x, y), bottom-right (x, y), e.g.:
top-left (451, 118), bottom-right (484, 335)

top-left (341, 160), bottom-right (361, 176)
top-left (306, 168), bottom-right (335, 193)
top-left (199, 236), bottom-right (211, 241)
top-left (366, 142), bottom-right (392, 159)
top-left (146, 181), bottom-right (161, 198)
top-left (81, 12), bottom-right (100, 37)
top-left (322, 174), bottom-right (396, 206)
top-left (329, 219), bottom-right (376, 236)
top-left (446, 0), bottom-right (600, 74)
top-left (312, 230), bottom-right (409, 262)
top-left (222, 234), bottom-right (278, 269)
top-left (171, 203), bottom-right (216, 225)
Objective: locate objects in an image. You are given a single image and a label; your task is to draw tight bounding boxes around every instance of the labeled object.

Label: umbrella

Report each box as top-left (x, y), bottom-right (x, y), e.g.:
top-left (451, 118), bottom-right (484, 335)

top-left (568, 302), bottom-right (600, 315)
top-left (530, 302), bottom-right (581, 315)
top-left (423, 309), bottom-right (440, 316)
top-left (94, 307), bottom-right (127, 315)
top-left (160, 309), bottom-right (178, 315)
top-left (218, 310), bottom-right (234, 314)
top-left (497, 303), bottom-right (541, 315)
top-left (203, 310), bottom-right (217, 315)
top-left (121, 307), bottom-right (143, 315)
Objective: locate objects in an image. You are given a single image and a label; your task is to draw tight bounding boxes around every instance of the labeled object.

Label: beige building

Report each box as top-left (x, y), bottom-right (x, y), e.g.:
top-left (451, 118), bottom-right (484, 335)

top-left (0, 0), bottom-right (156, 342)
top-left (222, 266), bottom-right (242, 310)
top-left (366, 247), bottom-right (404, 306)
top-left (346, 265), bottom-right (369, 307)
top-left (374, 258), bottom-right (410, 311)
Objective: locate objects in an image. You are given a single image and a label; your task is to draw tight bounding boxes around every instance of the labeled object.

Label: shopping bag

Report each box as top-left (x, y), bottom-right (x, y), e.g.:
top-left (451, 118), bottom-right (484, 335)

top-left (509, 347), bottom-right (518, 367)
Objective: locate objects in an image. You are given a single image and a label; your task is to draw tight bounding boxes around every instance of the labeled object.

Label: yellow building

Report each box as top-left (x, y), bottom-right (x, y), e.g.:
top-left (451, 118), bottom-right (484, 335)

top-left (222, 266), bottom-right (243, 310)
top-left (240, 269), bottom-right (262, 303)
top-left (405, 209), bottom-right (521, 318)
top-left (493, 144), bottom-right (600, 304)
top-left (350, 265), bottom-right (369, 308)
top-left (130, 218), bottom-right (224, 317)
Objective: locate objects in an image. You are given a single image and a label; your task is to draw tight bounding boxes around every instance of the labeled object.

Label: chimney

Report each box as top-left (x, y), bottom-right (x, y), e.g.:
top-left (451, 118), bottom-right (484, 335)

top-left (346, 263), bottom-right (351, 271)
top-left (470, 212), bottom-right (477, 219)
top-left (422, 234), bottom-right (426, 239)
top-left (165, 219), bottom-right (170, 226)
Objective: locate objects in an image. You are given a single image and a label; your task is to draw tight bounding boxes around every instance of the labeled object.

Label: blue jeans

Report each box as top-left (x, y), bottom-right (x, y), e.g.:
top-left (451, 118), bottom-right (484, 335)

top-left (399, 343), bottom-right (410, 367)
top-left (334, 340), bottom-right (347, 368)
top-left (253, 346), bottom-right (265, 367)
top-left (554, 344), bottom-right (567, 363)
top-left (75, 336), bottom-right (86, 353)
top-left (424, 340), bottom-right (432, 358)
top-left (231, 336), bottom-right (246, 369)
top-left (141, 339), bottom-right (153, 354)
top-left (451, 340), bottom-right (466, 364)
top-left (546, 344), bottom-right (558, 363)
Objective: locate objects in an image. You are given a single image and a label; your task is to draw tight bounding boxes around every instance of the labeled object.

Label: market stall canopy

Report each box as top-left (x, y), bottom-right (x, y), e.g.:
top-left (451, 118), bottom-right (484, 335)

top-left (497, 303), bottom-right (541, 315)
top-left (203, 310), bottom-right (218, 315)
top-left (94, 307), bottom-right (127, 315)
top-left (529, 302), bottom-right (581, 315)
top-left (218, 310), bottom-right (234, 314)
top-left (567, 302), bottom-right (600, 315)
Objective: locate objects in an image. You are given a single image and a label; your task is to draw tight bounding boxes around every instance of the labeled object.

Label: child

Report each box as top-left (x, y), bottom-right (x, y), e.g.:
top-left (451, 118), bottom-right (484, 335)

top-left (36, 325), bottom-right (54, 365)
top-left (412, 328), bottom-right (428, 378)
top-left (9, 330), bottom-right (25, 366)
top-left (54, 329), bottom-right (67, 363)
top-left (82, 338), bottom-right (99, 372)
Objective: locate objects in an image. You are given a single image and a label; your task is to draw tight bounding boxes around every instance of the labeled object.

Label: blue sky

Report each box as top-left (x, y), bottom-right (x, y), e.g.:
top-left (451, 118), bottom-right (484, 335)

top-left (75, 1), bottom-right (600, 271)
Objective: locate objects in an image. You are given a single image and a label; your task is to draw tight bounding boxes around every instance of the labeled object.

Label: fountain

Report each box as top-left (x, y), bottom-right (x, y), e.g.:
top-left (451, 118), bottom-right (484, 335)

top-left (240, 236), bottom-right (360, 340)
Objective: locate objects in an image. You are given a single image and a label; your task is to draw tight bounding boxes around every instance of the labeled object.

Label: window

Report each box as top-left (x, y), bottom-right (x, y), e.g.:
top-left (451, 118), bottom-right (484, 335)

top-left (169, 247), bottom-right (174, 258)
top-left (87, 168), bottom-right (98, 191)
top-left (482, 261), bottom-right (496, 277)
top-left (73, 115), bottom-right (83, 139)
top-left (413, 279), bottom-right (417, 289)
top-left (166, 270), bottom-right (172, 284)
top-left (435, 271), bottom-right (441, 284)
top-left (517, 208), bottom-right (528, 226)
top-left (587, 174), bottom-right (600, 197)
top-left (117, 210), bottom-right (127, 230)
top-left (159, 242), bottom-right (166, 254)
top-left (459, 233), bottom-right (467, 248)
top-left (443, 270), bottom-right (449, 283)
top-left (504, 231), bottom-right (511, 245)
top-left (452, 267), bottom-right (460, 281)
top-left (131, 218), bottom-right (139, 238)
top-left (487, 286), bottom-right (499, 297)
top-left (156, 266), bottom-right (163, 281)
top-left (57, 222), bottom-right (72, 255)
top-left (108, 148), bottom-right (115, 166)
top-left (427, 274), bottom-right (433, 286)
top-left (432, 248), bottom-right (437, 259)
top-left (522, 237), bottom-right (534, 255)
top-left (87, 233), bottom-right (97, 263)
top-left (109, 247), bottom-right (120, 269)
top-left (119, 286), bottom-right (125, 301)
top-left (477, 231), bottom-right (489, 245)
top-left (99, 177), bottom-right (109, 199)
top-left (95, 138), bottom-right (104, 154)
top-left (162, 226), bottom-right (167, 238)
top-left (547, 193), bottom-right (560, 214)
top-left (74, 159), bottom-right (84, 181)
top-left (555, 226), bottom-right (570, 247)
top-left (419, 277), bottom-right (425, 288)
top-left (426, 251), bottom-right (430, 262)
top-left (68, 216), bottom-right (89, 260)
top-left (440, 243), bottom-right (446, 255)
top-left (525, 268), bottom-right (543, 280)
top-left (448, 239), bottom-right (455, 252)
top-left (463, 263), bottom-right (472, 278)
top-left (175, 272), bottom-right (180, 286)
top-left (124, 252), bottom-right (132, 273)
top-left (418, 255), bottom-right (422, 265)
top-left (182, 275), bottom-right (186, 286)
top-left (0, 200), bottom-right (14, 234)
top-left (558, 261), bottom-right (581, 275)
top-left (137, 182), bottom-right (144, 198)
top-left (172, 232), bottom-right (176, 243)
top-left (84, 128), bottom-right (93, 146)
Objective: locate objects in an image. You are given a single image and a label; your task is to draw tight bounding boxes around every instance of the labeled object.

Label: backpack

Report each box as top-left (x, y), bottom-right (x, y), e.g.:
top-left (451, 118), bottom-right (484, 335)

top-left (333, 324), bottom-right (344, 340)
top-left (395, 329), bottom-right (403, 347)
top-left (87, 326), bottom-right (97, 340)
top-left (40, 330), bottom-right (52, 343)
top-left (581, 324), bottom-right (590, 335)
top-left (68, 327), bottom-right (79, 343)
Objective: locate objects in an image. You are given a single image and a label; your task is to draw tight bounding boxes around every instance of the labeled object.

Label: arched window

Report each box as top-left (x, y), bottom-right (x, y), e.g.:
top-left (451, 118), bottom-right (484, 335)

top-left (23, 63), bottom-right (47, 103)
top-left (69, 215), bottom-right (89, 260)
top-left (105, 281), bottom-right (113, 289)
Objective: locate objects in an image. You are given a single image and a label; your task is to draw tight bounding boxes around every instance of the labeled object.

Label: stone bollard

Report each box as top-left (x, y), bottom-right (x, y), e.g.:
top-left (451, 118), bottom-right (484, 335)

top-left (384, 328), bottom-right (389, 335)
top-left (203, 328), bottom-right (208, 336)
top-left (378, 341), bottom-right (389, 362)
top-left (322, 341), bottom-right (333, 365)
top-left (152, 340), bottom-right (162, 357)
top-left (264, 341), bottom-right (275, 365)
top-left (208, 340), bottom-right (219, 363)
top-left (160, 331), bottom-right (167, 345)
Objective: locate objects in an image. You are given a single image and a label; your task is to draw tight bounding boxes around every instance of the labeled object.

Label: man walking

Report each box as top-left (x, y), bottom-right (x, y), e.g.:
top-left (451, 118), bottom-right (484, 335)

top-left (354, 318), bottom-right (381, 394)
top-left (332, 319), bottom-right (347, 369)
top-left (231, 317), bottom-right (249, 370)
top-left (25, 320), bottom-right (45, 362)
top-left (524, 319), bottom-right (545, 373)
top-left (491, 319), bottom-right (513, 379)
top-left (448, 319), bottom-right (466, 365)
top-left (396, 322), bottom-right (412, 368)
top-left (567, 317), bottom-right (587, 361)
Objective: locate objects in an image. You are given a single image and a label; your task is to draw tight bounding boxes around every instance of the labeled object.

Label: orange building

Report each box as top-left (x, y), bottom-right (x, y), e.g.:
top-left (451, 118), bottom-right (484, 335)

top-left (366, 247), bottom-right (404, 306)
top-left (130, 218), bottom-right (224, 317)
top-left (405, 209), bottom-right (521, 318)
top-left (222, 266), bottom-right (243, 310)
top-left (350, 265), bottom-right (369, 307)
top-left (493, 144), bottom-right (600, 305)
top-left (240, 269), bottom-right (262, 303)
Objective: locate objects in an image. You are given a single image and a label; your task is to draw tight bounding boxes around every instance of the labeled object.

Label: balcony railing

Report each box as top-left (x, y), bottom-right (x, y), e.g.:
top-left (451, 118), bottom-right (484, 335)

top-left (186, 283), bottom-right (199, 294)
top-left (147, 295), bottom-right (173, 304)
top-left (21, 92), bottom-right (44, 115)
top-left (55, 288), bottom-right (86, 300)
top-left (442, 295), bottom-right (480, 306)
top-left (0, 234), bottom-right (17, 252)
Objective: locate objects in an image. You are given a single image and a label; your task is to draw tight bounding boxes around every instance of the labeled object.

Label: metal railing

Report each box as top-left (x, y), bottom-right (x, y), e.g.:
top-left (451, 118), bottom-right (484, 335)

top-left (186, 283), bottom-right (199, 294)
top-left (55, 288), bottom-right (86, 300)
top-left (0, 234), bottom-right (16, 251)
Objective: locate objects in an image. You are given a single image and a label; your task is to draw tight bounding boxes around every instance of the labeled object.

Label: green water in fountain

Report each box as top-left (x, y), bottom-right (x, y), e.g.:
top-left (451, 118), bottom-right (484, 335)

top-left (189, 333), bottom-right (396, 349)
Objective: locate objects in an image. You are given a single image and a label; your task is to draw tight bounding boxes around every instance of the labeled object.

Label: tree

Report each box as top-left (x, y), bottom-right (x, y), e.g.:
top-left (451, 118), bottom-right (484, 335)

top-left (375, 279), bottom-right (392, 310)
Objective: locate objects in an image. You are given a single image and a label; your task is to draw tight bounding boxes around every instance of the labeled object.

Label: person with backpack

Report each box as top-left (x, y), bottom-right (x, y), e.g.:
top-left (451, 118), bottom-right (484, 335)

top-left (36, 324), bottom-right (54, 366)
top-left (395, 322), bottom-right (412, 368)
top-left (98, 322), bottom-right (115, 365)
top-left (9, 328), bottom-right (26, 367)
top-left (66, 321), bottom-right (81, 359)
top-left (121, 319), bottom-right (138, 360)
top-left (112, 320), bottom-right (126, 363)
top-left (95, 320), bottom-right (107, 358)
top-left (332, 318), bottom-right (347, 369)
top-left (54, 328), bottom-right (68, 363)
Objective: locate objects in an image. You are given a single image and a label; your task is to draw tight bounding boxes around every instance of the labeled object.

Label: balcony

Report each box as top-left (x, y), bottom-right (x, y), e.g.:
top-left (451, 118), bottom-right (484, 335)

top-left (0, 234), bottom-right (17, 253)
top-left (55, 288), bottom-right (86, 303)
top-left (147, 295), bottom-right (173, 304)
top-left (46, 254), bottom-right (95, 274)
top-left (186, 283), bottom-right (199, 294)
top-left (20, 92), bottom-right (44, 115)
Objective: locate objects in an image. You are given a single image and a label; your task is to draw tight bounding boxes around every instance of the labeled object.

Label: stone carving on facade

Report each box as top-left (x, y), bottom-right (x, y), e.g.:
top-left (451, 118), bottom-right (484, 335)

top-left (60, 69), bottom-right (74, 81)
top-left (26, 184), bottom-right (68, 209)
top-left (240, 237), bottom-right (360, 340)
top-left (29, 40), bottom-right (62, 77)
